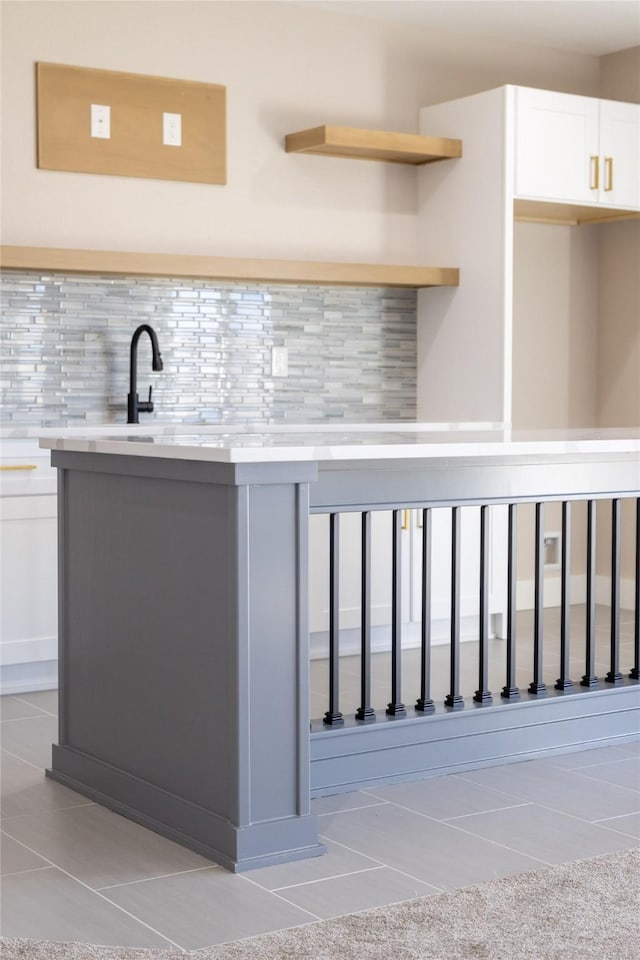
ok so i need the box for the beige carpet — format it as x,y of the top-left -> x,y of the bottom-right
3,849 -> 639,960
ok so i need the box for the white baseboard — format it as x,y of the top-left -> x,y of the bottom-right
0,659 -> 58,695
0,635 -> 57,667
595,576 -> 636,611
515,575 -> 635,611
310,616 -> 486,660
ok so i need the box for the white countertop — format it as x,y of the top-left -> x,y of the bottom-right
37,423 -> 640,464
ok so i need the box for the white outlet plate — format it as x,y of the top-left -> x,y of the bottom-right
163,112 -> 182,147
271,346 -> 288,377
90,103 -> 110,139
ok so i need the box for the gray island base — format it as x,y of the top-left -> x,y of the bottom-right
42,425 -> 640,871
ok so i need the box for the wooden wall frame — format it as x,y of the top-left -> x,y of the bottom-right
36,62 -> 226,185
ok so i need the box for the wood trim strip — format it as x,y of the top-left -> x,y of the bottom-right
0,245 -> 459,289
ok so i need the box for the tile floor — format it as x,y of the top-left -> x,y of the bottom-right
1,606 -> 639,952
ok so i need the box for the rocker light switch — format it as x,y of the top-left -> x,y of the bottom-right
90,103 -> 111,139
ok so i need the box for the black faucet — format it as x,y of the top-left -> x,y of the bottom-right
127,324 -> 163,424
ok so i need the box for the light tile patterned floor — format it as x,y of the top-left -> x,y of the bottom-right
1,608 -> 639,952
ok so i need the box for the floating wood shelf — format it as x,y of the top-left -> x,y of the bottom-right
514,198 -> 640,227
0,246 -> 459,289
285,126 -> 462,165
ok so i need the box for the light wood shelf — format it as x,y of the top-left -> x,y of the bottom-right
285,125 -> 462,165
514,198 -> 640,226
0,246 -> 459,289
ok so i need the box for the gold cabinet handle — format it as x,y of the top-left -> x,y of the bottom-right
604,157 -> 613,192
589,155 -> 599,190
401,509 -> 410,530
0,464 -> 37,471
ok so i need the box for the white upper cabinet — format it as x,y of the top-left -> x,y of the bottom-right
515,87 -> 639,209
599,99 -> 640,209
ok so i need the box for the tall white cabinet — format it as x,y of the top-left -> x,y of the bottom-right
416,84 -> 639,424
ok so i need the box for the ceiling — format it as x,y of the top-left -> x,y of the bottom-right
300,1 -> 640,56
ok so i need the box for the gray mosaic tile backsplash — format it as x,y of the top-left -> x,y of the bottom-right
0,270 -> 417,428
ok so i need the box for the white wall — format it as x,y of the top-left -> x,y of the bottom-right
0,0 -> 600,261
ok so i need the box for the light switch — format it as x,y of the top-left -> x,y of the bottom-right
271,346 -> 288,377
163,112 -> 182,147
90,103 -> 110,139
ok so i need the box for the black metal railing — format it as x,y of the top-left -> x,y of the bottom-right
314,496 -> 640,727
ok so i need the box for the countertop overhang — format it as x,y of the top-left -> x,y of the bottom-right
37,423 -> 640,465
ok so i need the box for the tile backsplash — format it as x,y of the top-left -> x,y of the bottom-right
0,270 -> 417,428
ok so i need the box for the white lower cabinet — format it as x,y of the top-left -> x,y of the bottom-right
309,507 -> 507,659
0,442 -> 58,693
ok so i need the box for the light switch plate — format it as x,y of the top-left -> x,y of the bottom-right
271,346 -> 289,377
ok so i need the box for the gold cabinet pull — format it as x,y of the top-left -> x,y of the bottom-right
589,155 -> 599,190
0,464 -> 37,471
401,509 -> 410,530
604,157 -> 613,191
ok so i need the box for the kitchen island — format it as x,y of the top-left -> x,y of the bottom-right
41,425 -> 640,871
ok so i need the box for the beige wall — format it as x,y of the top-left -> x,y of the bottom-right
1,0 -> 600,260
512,222 -> 599,430
597,47 -> 640,589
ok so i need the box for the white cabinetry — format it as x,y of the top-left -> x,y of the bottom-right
515,87 -> 639,209
0,440 -> 58,693
309,506 -> 508,658
417,84 -> 639,425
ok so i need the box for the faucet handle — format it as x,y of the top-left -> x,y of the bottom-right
138,386 -> 154,414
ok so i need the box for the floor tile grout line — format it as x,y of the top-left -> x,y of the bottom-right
1,865 -> 55,880
316,834 -> 446,893
1,747 -> 54,773
453,776 -> 640,828
315,800 -> 389,817
316,834 -> 388,868
239,872 -> 323,922
1,714 -> 57,724
270,864 -> 386,893
370,797 -> 555,867
568,768 -> 640,795
443,802 -> 533,822
12,695 -> 57,718
594,812 -> 640,824
1,801 -> 97,823
0,830 -> 188,953
96,865 -> 221,892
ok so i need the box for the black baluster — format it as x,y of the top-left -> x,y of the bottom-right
555,501 -> 573,691
528,502 -> 547,696
502,503 -> 520,701
631,499 -> 640,680
387,510 -> 406,717
445,506 -> 464,710
581,500 -> 599,688
324,513 -> 344,726
416,507 -> 435,713
356,511 -> 376,721
606,499 -> 623,685
474,505 -> 493,704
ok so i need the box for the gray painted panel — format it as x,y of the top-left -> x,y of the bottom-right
247,483 -> 300,823
311,456 -> 640,510
63,469 -> 234,817
310,685 -> 640,795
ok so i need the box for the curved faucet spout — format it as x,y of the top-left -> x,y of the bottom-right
127,324 -> 163,424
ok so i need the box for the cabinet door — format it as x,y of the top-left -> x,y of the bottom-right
599,100 -> 640,209
309,511 -> 411,638
0,495 -> 58,662
515,88 -> 600,204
